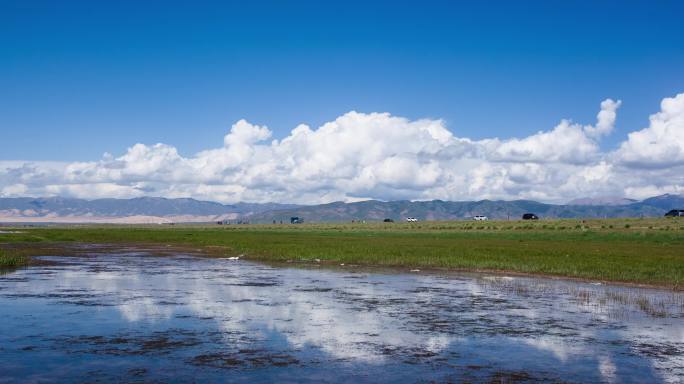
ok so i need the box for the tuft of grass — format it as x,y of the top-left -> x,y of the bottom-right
0,249 -> 30,268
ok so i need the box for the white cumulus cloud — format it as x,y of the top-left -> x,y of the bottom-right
488,98 -> 621,164
1,93 -> 683,204
615,93 -> 684,168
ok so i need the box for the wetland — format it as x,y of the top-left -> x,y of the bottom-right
1,243 -> 682,383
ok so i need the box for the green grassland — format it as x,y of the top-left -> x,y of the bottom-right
1,217 -> 683,288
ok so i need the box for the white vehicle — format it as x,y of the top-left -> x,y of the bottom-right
406,217 -> 418,222
473,215 -> 488,221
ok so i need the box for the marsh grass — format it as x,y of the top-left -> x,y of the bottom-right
0,248 -> 29,268
481,276 -> 683,318
0,217 -> 682,287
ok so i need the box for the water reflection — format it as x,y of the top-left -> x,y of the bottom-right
0,246 -> 682,383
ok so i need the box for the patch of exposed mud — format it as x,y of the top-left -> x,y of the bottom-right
190,349 -> 301,369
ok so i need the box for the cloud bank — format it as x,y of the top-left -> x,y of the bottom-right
2,93 -> 684,204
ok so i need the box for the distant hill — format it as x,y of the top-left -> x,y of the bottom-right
566,196 -> 637,206
0,197 -> 299,223
0,194 -> 682,223
246,195 -> 684,223
638,194 -> 684,210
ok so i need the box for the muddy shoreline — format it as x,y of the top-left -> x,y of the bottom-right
3,241 -> 681,292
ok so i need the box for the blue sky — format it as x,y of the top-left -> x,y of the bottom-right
2,0 -> 683,161
1,1 -> 684,204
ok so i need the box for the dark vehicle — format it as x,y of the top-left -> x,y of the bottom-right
290,217 -> 304,224
522,213 -> 539,220
664,209 -> 684,217
383,218 -> 394,223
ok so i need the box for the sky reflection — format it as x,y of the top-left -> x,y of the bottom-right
0,248 -> 682,383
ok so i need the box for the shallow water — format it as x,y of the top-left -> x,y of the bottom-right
0,246 -> 682,383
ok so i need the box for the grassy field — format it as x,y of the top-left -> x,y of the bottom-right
1,217 -> 683,288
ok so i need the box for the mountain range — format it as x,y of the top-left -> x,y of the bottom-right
246,194 -> 684,223
565,196 -> 638,206
0,194 -> 682,224
0,197 -> 299,224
